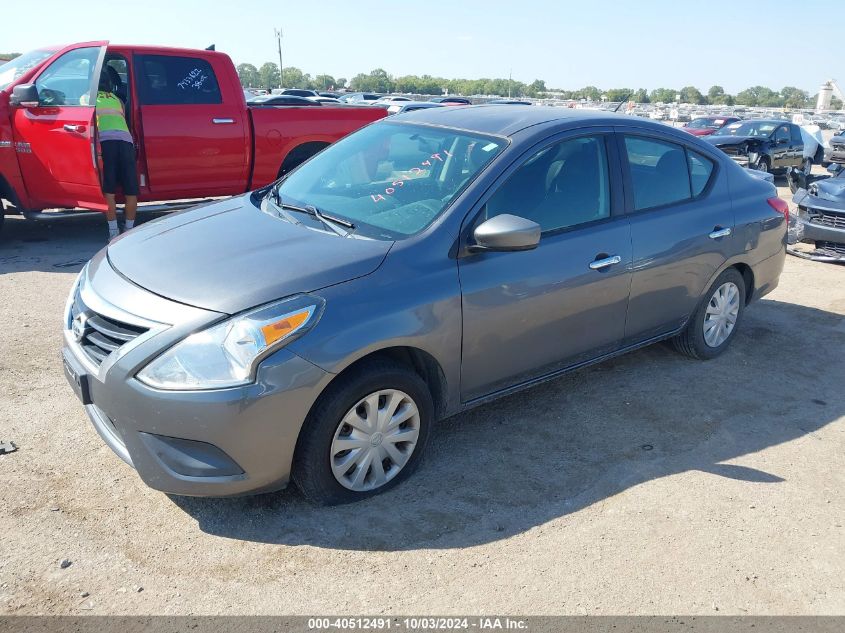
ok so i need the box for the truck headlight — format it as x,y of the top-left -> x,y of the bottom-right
137,294 -> 324,390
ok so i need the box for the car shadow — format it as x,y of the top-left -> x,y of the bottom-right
171,297 -> 845,550
0,213 -> 160,275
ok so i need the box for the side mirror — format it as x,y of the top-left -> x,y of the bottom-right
10,84 -> 39,107
471,214 -> 541,252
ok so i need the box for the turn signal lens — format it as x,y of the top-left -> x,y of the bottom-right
261,310 -> 311,346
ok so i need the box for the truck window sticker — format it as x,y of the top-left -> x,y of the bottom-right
370,150 -> 453,203
177,68 -> 208,91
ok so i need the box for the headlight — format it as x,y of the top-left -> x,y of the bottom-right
64,264 -> 88,327
137,294 -> 324,390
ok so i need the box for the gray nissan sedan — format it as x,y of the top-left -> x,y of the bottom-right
63,106 -> 787,504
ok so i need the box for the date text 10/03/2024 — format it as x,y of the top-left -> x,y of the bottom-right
307,617 -> 529,630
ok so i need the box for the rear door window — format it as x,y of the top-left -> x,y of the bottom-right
624,136 -> 691,210
687,150 -> 715,197
136,54 -> 222,105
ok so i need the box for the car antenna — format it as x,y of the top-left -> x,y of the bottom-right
205,44 -> 216,51
613,95 -> 631,113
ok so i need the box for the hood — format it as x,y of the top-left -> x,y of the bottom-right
704,134 -> 767,148
814,173 -> 845,203
107,195 -> 393,314
684,128 -> 716,136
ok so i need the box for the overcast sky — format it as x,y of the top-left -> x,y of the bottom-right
3,0 -> 839,94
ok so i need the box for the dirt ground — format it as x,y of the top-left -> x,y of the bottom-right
0,175 -> 843,615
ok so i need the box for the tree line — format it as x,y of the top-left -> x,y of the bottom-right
237,62 -> 842,109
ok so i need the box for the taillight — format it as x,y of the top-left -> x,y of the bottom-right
767,196 -> 789,224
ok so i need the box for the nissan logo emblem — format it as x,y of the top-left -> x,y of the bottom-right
72,313 -> 89,342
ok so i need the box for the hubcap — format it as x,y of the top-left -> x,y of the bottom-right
703,282 -> 740,348
757,161 -> 768,173
330,389 -> 420,492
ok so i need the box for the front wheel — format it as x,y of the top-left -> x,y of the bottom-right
672,268 -> 746,360
754,157 -> 770,173
292,359 -> 433,505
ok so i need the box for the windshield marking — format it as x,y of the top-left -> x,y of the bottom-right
371,149 -> 453,203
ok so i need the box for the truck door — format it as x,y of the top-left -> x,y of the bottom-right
134,53 -> 249,197
11,42 -> 108,210
771,125 -> 791,169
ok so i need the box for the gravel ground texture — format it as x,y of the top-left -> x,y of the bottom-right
0,172 -> 843,615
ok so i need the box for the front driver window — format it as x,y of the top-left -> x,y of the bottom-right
35,47 -> 100,107
485,136 -> 611,233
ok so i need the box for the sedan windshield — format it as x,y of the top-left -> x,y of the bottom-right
273,122 -> 506,238
0,49 -> 55,90
716,121 -> 777,137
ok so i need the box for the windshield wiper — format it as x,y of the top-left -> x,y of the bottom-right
277,200 -> 355,237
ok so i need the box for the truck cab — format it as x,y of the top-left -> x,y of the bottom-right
0,42 -> 386,228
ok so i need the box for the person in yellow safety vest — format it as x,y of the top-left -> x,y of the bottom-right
95,70 -> 138,241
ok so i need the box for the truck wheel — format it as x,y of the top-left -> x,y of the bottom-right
292,358 -> 434,505
754,157 -> 770,173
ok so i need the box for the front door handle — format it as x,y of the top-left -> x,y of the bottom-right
589,255 -> 622,270
63,124 -> 85,133
212,118 -> 235,124
709,227 -> 732,239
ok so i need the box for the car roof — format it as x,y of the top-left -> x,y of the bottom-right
394,104 -> 665,137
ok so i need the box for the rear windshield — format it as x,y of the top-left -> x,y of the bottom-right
273,122 -> 506,238
0,49 -> 55,90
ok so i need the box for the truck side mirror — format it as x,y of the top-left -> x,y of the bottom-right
10,84 -> 40,108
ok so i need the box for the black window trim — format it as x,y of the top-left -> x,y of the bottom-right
614,129 -> 720,216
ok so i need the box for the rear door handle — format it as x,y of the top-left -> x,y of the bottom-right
708,227 -> 732,239
63,124 -> 85,133
589,255 -> 622,270
212,118 -> 235,124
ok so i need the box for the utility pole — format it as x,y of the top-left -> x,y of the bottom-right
274,27 -> 283,89
508,69 -> 512,99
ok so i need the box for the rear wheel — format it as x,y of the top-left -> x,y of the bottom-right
672,268 -> 746,360
292,359 -> 433,505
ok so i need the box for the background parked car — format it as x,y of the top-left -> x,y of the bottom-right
276,88 -> 321,98
338,92 -> 382,104
247,94 -> 322,106
385,101 -> 444,114
429,96 -> 472,105
371,96 -> 412,106
683,116 -> 740,137
705,119 -> 822,174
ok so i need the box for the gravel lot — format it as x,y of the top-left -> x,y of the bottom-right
0,176 -> 843,615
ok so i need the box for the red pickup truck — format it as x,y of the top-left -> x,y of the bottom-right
0,41 -> 386,231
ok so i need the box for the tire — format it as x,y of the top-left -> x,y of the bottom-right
754,157 -> 770,173
802,157 -> 813,176
292,359 -> 434,505
672,268 -> 746,360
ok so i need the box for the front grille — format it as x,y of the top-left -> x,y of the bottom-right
814,212 -> 845,229
70,292 -> 148,367
815,241 -> 845,255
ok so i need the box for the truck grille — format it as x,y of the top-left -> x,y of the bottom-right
814,212 -> 845,229
816,241 -> 845,255
70,292 -> 148,367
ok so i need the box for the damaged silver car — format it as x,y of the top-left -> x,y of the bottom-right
789,163 -> 845,262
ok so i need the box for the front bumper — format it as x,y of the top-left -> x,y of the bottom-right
62,252 -> 331,497
788,189 -> 845,263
